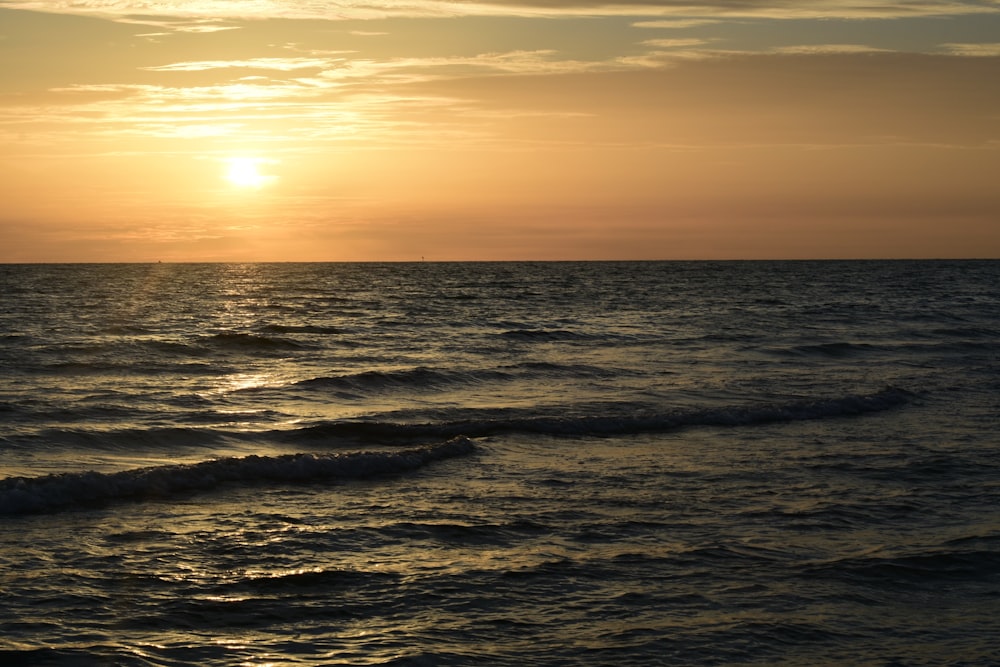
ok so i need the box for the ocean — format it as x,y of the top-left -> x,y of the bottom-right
1,260 -> 998,666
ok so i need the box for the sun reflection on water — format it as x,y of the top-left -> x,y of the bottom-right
223,373 -> 274,393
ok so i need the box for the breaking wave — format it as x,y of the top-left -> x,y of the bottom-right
0,437 -> 476,515
286,387 -> 912,443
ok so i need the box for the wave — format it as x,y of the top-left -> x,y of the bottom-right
502,361 -> 619,378
806,548 -> 1000,586
292,367 -> 496,394
223,567 -> 402,594
8,388 -> 912,453
497,328 -> 605,342
204,332 -> 307,351
12,426 -> 228,451
928,326 -> 1000,339
99,324 -> 154,335
774,336 -> 1000,359
259,324 -> 346,335
0,437 -> 476,515
280,363 -> 615,396
285,387 -> 912,443
794,342 -> 876,357
770,342 -> 877,358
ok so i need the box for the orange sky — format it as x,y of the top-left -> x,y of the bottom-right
1,1 -> 999,261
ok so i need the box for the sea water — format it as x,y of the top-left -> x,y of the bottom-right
0,261 -> 998,665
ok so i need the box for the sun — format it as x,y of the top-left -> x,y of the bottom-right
224,157 -> 273,188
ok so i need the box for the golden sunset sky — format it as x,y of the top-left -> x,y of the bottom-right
1,0 -> 999,261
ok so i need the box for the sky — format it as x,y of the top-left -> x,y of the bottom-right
1,1 -> 999,261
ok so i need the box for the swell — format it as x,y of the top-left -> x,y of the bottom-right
244,362 -> 614,396
771,338 -> 1000,359
5,426 -> 229,451
781,342 -> 877,358
53,331 -> 309,355
4,387 -> 914,452
291,367 -> 499,393
259,323 -> 345,335
804,546 -> 1000,586
286,387 -> 912,443
0,437 -> 475,515
496,328 -> 644,343
203,332 -> 308,351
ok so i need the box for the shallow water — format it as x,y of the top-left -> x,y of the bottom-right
1,261 -> 998,665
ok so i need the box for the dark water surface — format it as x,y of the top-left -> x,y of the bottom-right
1,261 -> 998,665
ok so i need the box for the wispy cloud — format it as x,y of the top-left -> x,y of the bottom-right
632,19 -> 721,29
110,14 -> 242,32
144,57 -> 336,72
640,38 -> 713,49
2,48 -> 607,151
941,42 -> 1000,56
3,0 -> 997,22
4,3 -> 999,159
772,44 -> 892,54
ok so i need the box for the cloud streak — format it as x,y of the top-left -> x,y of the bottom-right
2,0 -> 997,22
143,57 -> 336,72
941,42 -> 1000,56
